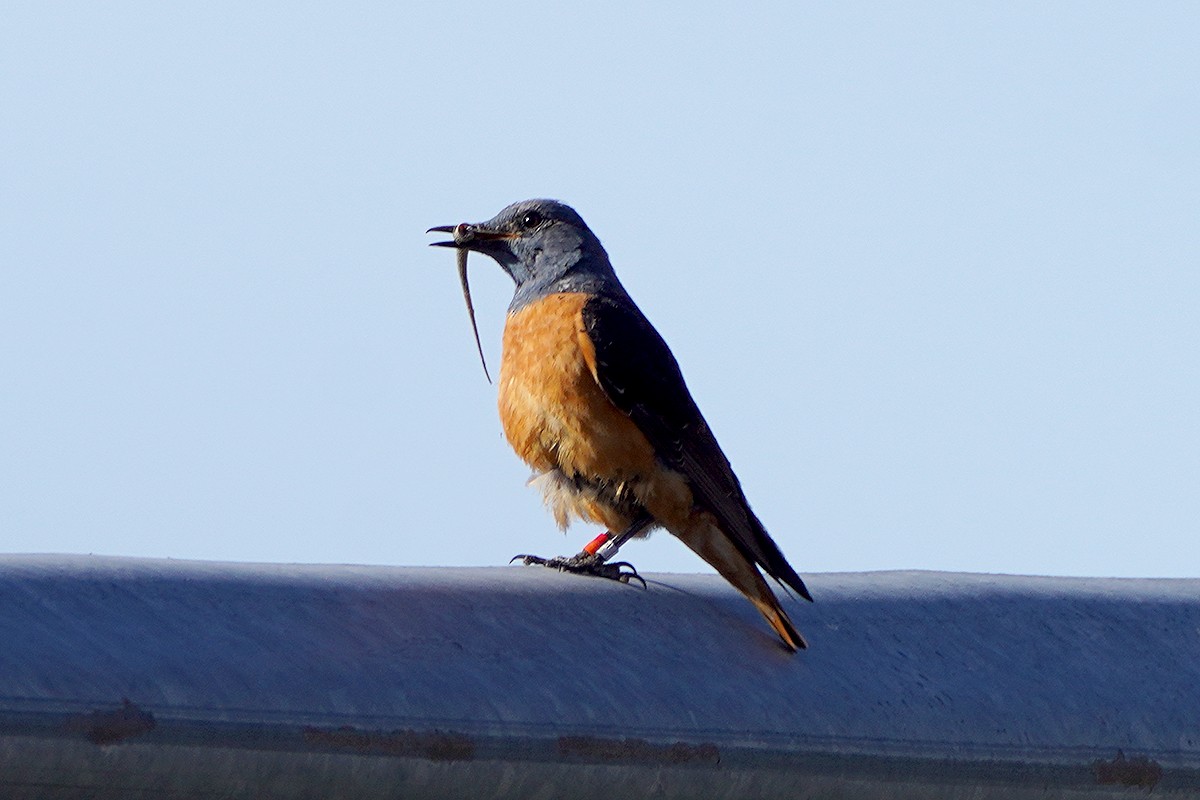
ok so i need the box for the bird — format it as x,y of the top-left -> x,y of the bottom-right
428,199 -> 812,651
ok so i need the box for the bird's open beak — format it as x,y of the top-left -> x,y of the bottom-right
426,224 -> 460,248
426,223 -> 515,249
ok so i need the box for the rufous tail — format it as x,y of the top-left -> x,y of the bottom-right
673,516 -> 808,651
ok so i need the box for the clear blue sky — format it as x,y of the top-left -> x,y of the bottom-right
2,3 -> 1196,578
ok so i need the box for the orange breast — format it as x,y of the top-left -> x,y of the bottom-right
498,292 -> 657,483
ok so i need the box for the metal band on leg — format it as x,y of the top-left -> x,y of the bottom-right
592,514 -> 654,564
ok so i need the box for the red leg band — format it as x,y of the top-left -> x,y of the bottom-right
583,532 -> 610,556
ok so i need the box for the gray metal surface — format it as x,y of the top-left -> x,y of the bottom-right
0,554 -> 1197,798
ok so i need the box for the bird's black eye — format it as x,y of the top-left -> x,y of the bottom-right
520,210 -> 543,229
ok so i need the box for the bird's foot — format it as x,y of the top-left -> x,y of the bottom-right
510,552 -> 646,588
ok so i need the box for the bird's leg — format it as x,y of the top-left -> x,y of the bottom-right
581,512 -> 654,565
512,514 -> 654,587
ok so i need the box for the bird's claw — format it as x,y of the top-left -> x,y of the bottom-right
603,561 -> 647,589
511,552 -> 646,588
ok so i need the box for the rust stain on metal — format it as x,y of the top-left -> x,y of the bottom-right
64,698 -> 156,745
558,735 -> 719,765
304,725 -> 475,762
1092,749 -> 1163,788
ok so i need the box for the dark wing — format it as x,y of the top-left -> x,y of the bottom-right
581,294 -> 812,601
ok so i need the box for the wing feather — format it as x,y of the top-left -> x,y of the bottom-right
580,294 -> 812,601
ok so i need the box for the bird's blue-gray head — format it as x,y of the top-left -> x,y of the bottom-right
429,199 -> 626,311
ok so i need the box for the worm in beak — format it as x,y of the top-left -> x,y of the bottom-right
429,223 -> 491,383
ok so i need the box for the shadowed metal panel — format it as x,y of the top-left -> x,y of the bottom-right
0,554 -> 1197,798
